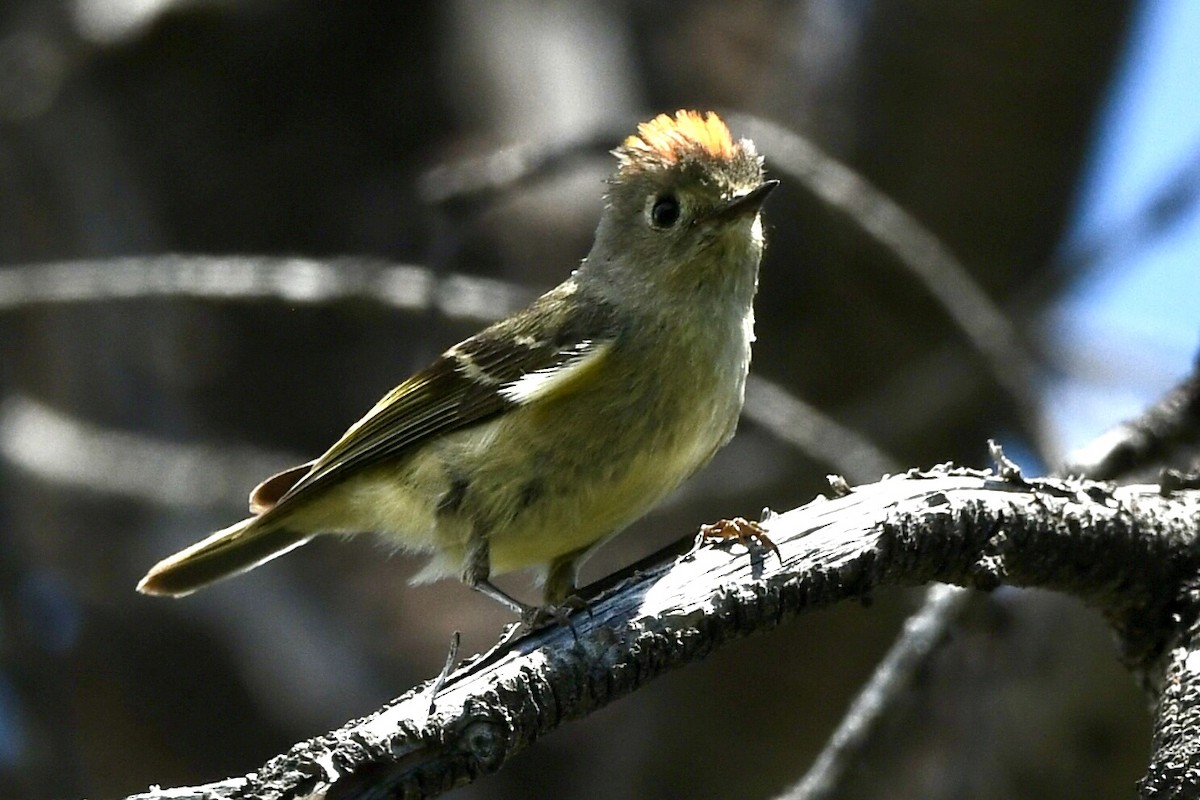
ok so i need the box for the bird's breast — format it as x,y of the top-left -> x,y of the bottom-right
475,303 -> 753,568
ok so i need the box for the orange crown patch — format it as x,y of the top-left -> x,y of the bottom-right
615,110 -> 738,173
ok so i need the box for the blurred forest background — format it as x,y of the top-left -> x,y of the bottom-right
1,1 -> 1198,798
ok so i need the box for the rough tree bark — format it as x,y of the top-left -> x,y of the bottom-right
123,465 -> 1200,799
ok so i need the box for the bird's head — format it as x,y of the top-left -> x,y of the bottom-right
589,110 -> 776,299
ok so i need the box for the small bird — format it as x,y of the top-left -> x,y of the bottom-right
138,110 -> 777,621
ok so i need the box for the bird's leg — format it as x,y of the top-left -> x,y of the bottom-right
543,548 -> 584,606
545,549 -> 593,613
462,534 -> 585,636
534,550 -> 591,642
461,534 -> 533,618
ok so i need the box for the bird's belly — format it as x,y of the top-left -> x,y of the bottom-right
485,443 -> 698,572
478,388 -> 741,573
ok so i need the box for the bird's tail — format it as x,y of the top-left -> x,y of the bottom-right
137,516 -> 312,597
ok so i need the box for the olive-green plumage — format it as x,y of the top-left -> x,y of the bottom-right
138,110 -> 776,617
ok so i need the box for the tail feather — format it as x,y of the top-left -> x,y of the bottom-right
137,517 -> 312,597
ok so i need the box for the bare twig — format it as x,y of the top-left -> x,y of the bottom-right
121,468 -> 1200,800
426,632 -> 462,717
780,584 -> 971,800
0,393 -> 302,508
420,130 -> 618,208
1065,354 -> 1200,480
743,374 -> 898,481
0,256 -> 532,320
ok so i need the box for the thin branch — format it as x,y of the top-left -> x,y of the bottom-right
420,129 -> 618,208
1065,353 -> 1200,480
743,374 -> 898,481
122,468 -> 1200,800
0,393 -> 302,508
779,584 -> 971,800
0,256 -> 532,320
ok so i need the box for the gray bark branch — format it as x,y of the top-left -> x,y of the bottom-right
123,467 -> 1200,800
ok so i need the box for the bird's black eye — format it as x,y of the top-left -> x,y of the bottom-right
649,194 -> 681,229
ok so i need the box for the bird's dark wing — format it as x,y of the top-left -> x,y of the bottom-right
258,284 -> 620,513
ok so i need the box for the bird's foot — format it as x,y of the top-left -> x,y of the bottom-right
520,595 -> 590,641
697,515 -> 781,561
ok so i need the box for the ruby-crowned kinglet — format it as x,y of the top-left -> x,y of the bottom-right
137,110 -> 776,619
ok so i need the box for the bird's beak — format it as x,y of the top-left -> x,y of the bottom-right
710,179 -> 779,223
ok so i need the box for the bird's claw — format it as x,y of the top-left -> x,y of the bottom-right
519,595 -> 590,642
698,516 -> 781,561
